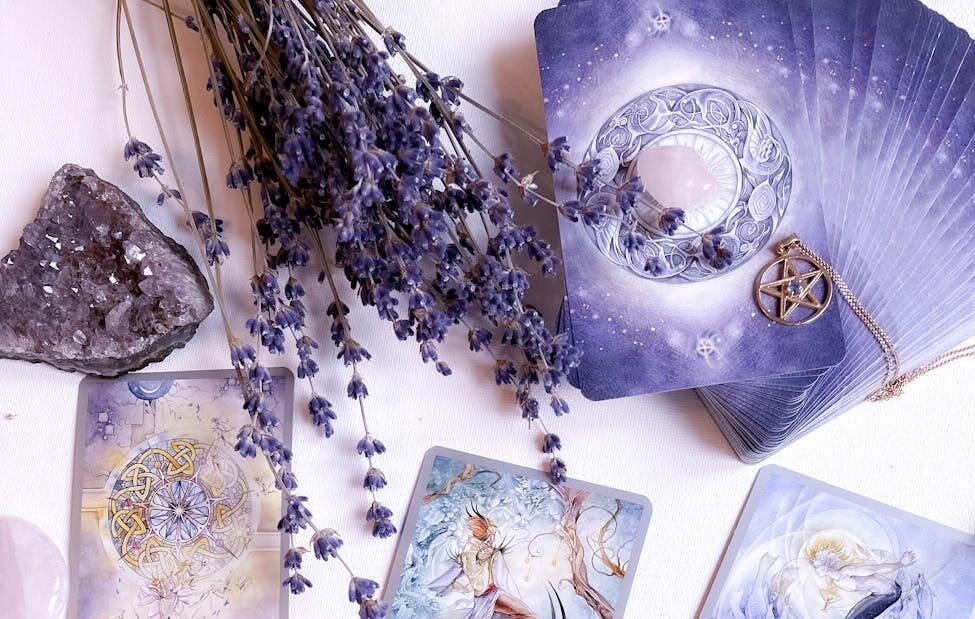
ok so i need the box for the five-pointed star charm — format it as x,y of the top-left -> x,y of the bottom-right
756,256 -> 831,324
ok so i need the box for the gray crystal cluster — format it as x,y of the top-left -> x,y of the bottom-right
0,164 -> 213,376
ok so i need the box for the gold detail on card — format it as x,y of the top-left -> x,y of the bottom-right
754,235 -> 833,326
753,235 -> 975,400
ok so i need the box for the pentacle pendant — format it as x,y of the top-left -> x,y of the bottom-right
754,245 -> 833,326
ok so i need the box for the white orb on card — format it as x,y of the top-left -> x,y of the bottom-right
636,131 -> 740,233
638,144 -> 717,209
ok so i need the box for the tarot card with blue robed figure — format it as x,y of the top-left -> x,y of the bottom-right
70,369 -> 292,619
534,0 -> 846,400
700,466 -> 975,618
385,448 -> 652,618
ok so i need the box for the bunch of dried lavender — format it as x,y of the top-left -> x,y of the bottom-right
116,0 -> 724,612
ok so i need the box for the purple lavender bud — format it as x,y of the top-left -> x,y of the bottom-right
371,518 -> 397,539
283,573 -> 312,594
381,27 -> 406,55
245,316 -> 268,337
262,326 -> 286,354
543,137 -> 570,172
243,392 -> 266,414
520,397 -> 540,422
441,76 -> 464,105
542,433 -> 562,453
363,467 -> 387,491
492,152 -> 520,184
347,374 -> 369,399
277,496 -> 312,533
296,358 -> 318,380
550,395 -> 570,416
356,435 -> 386,458
312,528 -> 343,560
658,208 -> 686,236
622,230 -> 647,252
278,470 -> 298,490
358,599 -> 390,619
467,328 -> 493,352
338,340 -> 372,365
283,548 -> 303,571
349,577 -> 380,604
248,363 -> 272,385
494,360 -> 517,385
122,138 -> 151,161
133,151 -> 164,178
226,160 -> 254,189
419,341 -> 438,363
366,501 -> 393,522
550,457 -> 568,484
557,200 -> 582,222
644,256 -> 665,276
257,409 -> 280,430
285,277 -> 305,301
702,227 -> 734,269
308,395 -> 336,436
230,343 -> 257,368
618,176 -> 645,213
575,159 -> 601,192
234,428 -> 257,458
275,304 -> 303,328
393,320 -> 413,340
580,200 -> 607,227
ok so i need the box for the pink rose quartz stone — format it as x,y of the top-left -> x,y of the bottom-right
637,144 -> 719,212
0,516 -> 68,619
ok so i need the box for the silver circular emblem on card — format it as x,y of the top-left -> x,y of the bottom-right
580,84 -> 792,283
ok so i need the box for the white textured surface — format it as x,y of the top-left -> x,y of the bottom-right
0,2 -> 973,617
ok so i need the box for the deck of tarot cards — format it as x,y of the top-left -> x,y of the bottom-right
537,0 -> 975,461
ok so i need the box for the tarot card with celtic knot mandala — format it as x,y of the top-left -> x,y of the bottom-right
70,370 -> 292,619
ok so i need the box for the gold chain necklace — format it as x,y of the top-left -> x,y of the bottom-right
755,234 -> 975,401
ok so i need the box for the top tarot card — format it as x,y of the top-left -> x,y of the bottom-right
535,0 -> 846,399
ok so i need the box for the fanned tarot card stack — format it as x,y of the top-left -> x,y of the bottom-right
535,0 -> 975,461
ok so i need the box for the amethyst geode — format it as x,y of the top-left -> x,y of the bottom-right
0,164 -> 213,376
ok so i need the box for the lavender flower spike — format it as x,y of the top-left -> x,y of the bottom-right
117,0 -> 602,603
